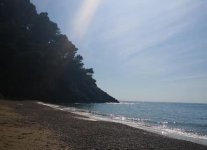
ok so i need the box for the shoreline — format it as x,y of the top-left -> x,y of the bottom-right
38,101 -> 207,146
1,99 -> 207,149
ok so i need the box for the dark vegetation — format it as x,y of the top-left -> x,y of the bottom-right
0,0 -> 118,103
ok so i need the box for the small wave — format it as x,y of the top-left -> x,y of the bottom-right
161,121 -> 169,124
154,126 -> 207,145
37,102 -> 60,109
37,101 -> 207,146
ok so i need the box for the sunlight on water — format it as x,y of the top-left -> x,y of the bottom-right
38,101 -> 207,146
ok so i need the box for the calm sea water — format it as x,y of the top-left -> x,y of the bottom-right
39,101 -> 207,145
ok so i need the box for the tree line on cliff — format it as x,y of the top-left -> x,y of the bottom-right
0,0 -> 118,103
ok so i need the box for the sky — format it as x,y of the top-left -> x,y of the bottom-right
31,0 -> 207,103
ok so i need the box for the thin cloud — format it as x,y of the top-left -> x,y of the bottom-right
99,1 -> 200,59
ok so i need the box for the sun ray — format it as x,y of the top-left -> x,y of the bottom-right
72,0 -> 102,40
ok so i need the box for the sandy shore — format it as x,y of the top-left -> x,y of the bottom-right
0,100 -> 207,150
0,100 -> 71,150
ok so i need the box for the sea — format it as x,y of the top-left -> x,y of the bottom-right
38,101 -> 207,146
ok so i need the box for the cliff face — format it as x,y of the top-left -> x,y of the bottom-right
0,0 -> 118,103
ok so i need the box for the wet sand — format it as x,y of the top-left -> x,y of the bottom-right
0,99 -> 207,150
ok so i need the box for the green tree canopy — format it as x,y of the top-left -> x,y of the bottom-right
0,0 -> 118,103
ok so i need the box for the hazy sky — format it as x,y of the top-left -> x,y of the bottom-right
31,0 -> 207,103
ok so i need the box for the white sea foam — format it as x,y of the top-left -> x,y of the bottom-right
37,101 -> 207,146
